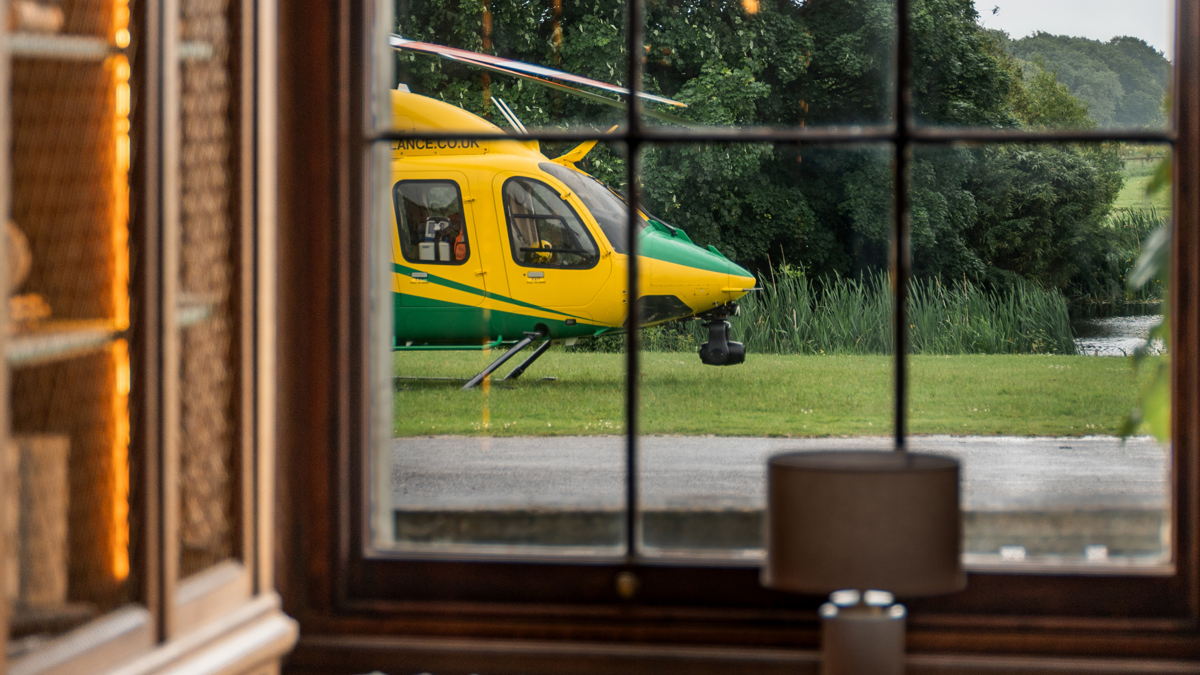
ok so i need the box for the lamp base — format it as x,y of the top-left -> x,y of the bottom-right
820,592 -> 906,675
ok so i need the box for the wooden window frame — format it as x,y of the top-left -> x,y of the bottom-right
277,0 -> 1200,672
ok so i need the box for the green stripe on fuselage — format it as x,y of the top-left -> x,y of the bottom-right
393,294 -> 600,345
393,263 -> 586,320
637,228 -> 752,277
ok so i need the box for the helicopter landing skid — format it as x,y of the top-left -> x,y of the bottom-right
502,338 -> 553,381
462,330 -> 550,390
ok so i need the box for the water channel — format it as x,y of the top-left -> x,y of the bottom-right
1072,310 -> 1166,356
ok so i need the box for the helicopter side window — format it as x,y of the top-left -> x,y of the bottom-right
392,180 -> 470,265
502,177 -> 600,269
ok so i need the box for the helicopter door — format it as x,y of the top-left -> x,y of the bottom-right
496,175 -> 612,316
391,175 -> 487,315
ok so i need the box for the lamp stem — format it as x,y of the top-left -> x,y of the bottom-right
819,594 -> 906,675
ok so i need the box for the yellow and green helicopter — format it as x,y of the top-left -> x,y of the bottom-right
389,36 -> 757,388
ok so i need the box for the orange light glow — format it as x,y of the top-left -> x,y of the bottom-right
111,0 -> 132,582
742,0 -> 760,13
111,340 -> 131,581
112,54 -> 130,331
113,0 -> 130,48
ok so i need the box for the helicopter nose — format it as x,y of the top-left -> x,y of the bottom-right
722,266 -> 756,301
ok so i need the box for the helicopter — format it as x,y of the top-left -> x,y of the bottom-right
388,36 -> 757,389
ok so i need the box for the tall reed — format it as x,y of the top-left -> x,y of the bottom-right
628,271 -> 1076,356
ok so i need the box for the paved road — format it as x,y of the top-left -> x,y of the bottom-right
392,435 -> 1169,512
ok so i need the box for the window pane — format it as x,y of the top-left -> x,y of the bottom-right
913,0 -> 1173,130
5,1 -> 136,654
177,0 -> 239,579
635,142 -> 895,558
374,140 -> 632,557
389,0 -> 899,134
908,142 -> 1171,568
641,0 -> 896,129
390,0 -> 630,132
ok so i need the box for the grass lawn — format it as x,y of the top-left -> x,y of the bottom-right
393,350 -> 1160,437
1113,174 -> 1170,211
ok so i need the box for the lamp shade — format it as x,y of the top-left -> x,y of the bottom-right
762,450 -> 965,597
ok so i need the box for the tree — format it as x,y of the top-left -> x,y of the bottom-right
965,145 -> 1122,293
1007,60 -> 1095,130
1006,33 -> 1169,128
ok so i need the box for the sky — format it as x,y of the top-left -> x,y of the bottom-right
972,0 -> 1175,60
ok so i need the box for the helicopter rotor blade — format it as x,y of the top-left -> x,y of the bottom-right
437,51 -> 697,127
390,34 -> 687,109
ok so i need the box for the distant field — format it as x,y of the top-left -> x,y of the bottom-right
392,351 -> 1160,437
1115,153 -> 1170,213
1114,173 -> 1171,212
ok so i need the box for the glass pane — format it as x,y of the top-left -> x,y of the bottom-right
641,0 -> 896,129
376,141 -> 631,556
914,0 -> 1173,130
391,0 -> 630,132
5,0 -> 135,656
909,142 -> 1171,568
636,143 -> 895,558
177,0 -> 238,578
389,0 -> 897,134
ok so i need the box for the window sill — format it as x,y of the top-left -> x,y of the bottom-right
285,633 -> 1200,675
109,593 -> 296,675
8,605 -> 153,675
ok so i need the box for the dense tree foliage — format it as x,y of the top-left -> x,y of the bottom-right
396,0 -> 1125,300
1005,33 -> 1170,128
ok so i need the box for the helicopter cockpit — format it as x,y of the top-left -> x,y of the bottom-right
538,162 -> 647,255
503,177 -> 600,268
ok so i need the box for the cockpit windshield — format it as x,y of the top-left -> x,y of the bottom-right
540,162 -> 647,254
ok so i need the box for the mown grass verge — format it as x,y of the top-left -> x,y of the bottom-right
393,351 -> 1160,437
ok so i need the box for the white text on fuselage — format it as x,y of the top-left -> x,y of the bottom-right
392,140 -> 482,150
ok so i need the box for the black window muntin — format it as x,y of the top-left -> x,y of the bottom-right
502,175 -> 601,270
392,179 -> 471,266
